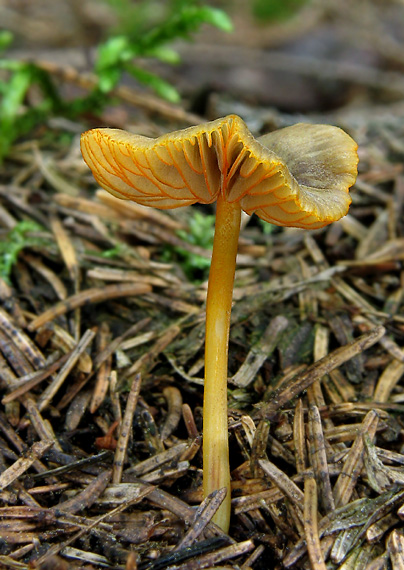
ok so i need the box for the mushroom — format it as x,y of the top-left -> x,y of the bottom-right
81,114 -> 358,532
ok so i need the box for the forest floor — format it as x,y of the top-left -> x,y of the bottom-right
1,1 -> 404,569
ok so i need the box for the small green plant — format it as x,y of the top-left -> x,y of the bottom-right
163,210 -> 216,281
96,0 -> 232,102
178,211 -> 216,250
0,31 -> 64,161
0,221 -> 50,284
258,218 -> 274,235
0,1 -> 232,161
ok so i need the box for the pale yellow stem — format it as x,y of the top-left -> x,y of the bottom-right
203,193 -> 241,532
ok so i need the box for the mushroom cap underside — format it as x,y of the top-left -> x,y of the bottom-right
80,114 -> 358,230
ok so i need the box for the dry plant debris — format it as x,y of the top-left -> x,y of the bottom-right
0,101 -> 404,570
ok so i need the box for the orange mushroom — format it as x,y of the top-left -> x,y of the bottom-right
81,114 -> 358,532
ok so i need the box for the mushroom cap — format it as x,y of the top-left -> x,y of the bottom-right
81,115 -> 358,229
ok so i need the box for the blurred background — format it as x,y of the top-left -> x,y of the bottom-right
1,0 -> 404,125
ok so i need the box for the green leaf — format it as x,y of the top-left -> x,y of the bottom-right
96,35 -> 139,92
96,36 -> 134,72
197,7 -> 233,32
146,45 -> 181,64
0,66 -> 32,123
97,67 -> 121,93
128,65 -> 180,103
0,30 -> 13,52
0,65 -> 33,158
0,221 -> 49,284
259,218 -> 275,235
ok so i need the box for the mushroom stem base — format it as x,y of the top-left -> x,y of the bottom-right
203,195 -> 241,532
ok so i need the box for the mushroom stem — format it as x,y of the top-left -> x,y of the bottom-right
203,193 -> 241,532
